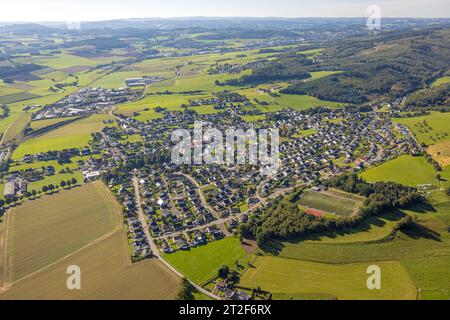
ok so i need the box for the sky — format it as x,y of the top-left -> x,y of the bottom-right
0,0 -> 449,22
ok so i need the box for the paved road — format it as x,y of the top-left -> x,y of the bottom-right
155,178 -> 293,242
132,175 -> 161,256
175,172 -> 222,220
132,174 -> 221,300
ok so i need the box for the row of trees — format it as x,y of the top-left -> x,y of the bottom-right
41,178 -> 78,193
0,178 -> 79,208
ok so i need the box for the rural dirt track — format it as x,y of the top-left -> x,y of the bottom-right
0,211 -> 9,291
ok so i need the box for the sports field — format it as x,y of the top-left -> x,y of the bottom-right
298,189 -> 360,216
360,155 -> 437,187
164,237 -> 251,285
240,256 -> 416,300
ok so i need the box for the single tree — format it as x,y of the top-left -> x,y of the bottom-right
218,265 -> 230,279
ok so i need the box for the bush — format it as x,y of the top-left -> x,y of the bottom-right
176,278 -> 195,300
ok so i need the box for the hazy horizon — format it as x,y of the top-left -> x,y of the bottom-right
1,0 -> 449,22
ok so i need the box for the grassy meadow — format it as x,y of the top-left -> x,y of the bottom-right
12,114 -> 115,160
360,155 -> 438,187
240,256 -> 416,300
164,237 -> 251,285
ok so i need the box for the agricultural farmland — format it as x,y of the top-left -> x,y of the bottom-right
2,183 -> 120,282
0,231 -> 180,300
0,182 -> 180,299
12,114 -> 115,160
432,76 -> 450,87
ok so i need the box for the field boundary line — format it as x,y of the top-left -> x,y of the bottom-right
0,209 -> 11,290
1,226 -> 122,291
399,260 -> 419,301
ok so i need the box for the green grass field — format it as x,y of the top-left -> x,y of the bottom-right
360,155 -> 438,187
0,92 -> 40,104
432,76 -> 450,87
27,171 -> 83,193
164,237 -> 251,284
241,115 -> 266,122
403,256 -> 450,300
116,94 -> 195,116
1,112 -> 31,145
305,211 -> 401,244
12,114 -> 114,160
309,71 -> 342,79
192,105 -> 222,115
240,256 -> 416,300
298,189 -> 359,216
256,93 -> 341,113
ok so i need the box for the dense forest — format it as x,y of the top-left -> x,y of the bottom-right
220,54 -> 313,85
0,63 -> 43,80
277,29 -> 450,104
405,83 -> 450,107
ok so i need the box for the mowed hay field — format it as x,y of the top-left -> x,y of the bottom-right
240,256 -> 416,300
360,155 -> 437,187
3,182 -> 120,282
0,231 -> 179,300
428,141 -> 450,167
0,182 -> 180,299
